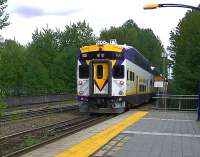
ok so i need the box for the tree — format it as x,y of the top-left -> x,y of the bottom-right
59,20 -> 95,49
169,10 -> 200,94
26,27 -> 59,94
0,40 -> 26,96
25,21 -> 96,94
100,20 -> 164,69
58,21 -> 96,93
0,0 -> 9,30
0,0 -> 9,114
23,56 -> 53,95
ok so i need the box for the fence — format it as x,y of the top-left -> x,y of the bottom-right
0,88 -> 76,97
4,94 -> 76,107
152,95 -> 198,111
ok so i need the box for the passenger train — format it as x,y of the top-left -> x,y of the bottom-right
77,40 -> 159,113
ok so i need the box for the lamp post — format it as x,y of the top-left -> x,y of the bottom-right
143,3 -> 200,10
161,51 -> 167,80
161,51 -> 167,109
143,3 -> 200,118
198,82 -> 200,121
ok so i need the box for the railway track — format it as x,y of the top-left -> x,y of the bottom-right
0,105 -> 79,122
0,115 -> 112,157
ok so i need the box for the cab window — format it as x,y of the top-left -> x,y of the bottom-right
113,65 -> 124,79
97,65 -> 103,79
79,65 -> 89,78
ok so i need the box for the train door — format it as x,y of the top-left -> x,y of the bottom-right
90,60 -> 111,95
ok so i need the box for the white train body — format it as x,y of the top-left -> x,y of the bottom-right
77,42 -> 156,113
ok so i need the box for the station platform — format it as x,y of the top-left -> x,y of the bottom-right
92,111 -> 200,157
21,110 -> 200,157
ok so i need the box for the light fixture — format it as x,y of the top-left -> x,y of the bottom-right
79,81 -> 83,85
120,81 -> 124,85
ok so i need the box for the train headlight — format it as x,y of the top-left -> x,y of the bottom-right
119,91 -> 124,95
79,91 -> 84,95
79,81 -> 83,85
119,81 -> 124,85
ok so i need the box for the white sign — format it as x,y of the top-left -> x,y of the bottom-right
96,41 -> 107,45
154,81 -> 164,88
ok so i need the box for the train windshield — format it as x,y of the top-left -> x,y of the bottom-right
80,51 -> 123,60
79,65 -> 89,78
113,65 -> 124,78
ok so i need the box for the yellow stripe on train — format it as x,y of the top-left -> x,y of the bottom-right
80,44 -> 123,53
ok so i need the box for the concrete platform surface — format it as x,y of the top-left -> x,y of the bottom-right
91,111 -> 200,157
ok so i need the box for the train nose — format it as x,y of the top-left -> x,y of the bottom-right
91,60 -> 111,95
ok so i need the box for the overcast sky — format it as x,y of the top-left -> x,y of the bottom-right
1,0 -> 200,49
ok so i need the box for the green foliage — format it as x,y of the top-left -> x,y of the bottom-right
57,21 -> 95,93
0,21 -> 95,96
0,40 -> 27,95
25,22 -> 95,94
0,0 -> 9,114
100,19 -> 164,69
169,10 -> 200,94
59,21 -> 96,49
21,136 -> 40,147
26,28 -> 59,93
0,0 -> 9,30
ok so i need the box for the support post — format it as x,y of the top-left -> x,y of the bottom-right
197,82 -> 200,121
162,51 -> 167,110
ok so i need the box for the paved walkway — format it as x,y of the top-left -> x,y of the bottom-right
92,111 -> 200,157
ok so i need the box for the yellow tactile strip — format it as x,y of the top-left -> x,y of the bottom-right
55,111 -> 147,157
92,134 -> 129,157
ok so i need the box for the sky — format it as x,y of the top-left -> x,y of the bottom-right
1,0 -> 200,49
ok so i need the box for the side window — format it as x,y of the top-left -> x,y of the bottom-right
139,85 -> 146,92
127,70 -> 129,80
150,79 -> 153,87
132,72 -> 135,81
97,65 -> 103,79
139,85 -> 142,92
147,81 -> 148,90
130,71 -> 132,81
113,65 -> 124,79
79,65 -> 89,78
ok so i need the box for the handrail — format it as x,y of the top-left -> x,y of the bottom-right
155,94 -> 198,97
152,94 -> 198,111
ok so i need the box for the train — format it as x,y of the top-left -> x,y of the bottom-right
77,40 -> 160,113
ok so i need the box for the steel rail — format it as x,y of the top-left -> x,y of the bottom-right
1,115 -> 112,157
0,105 -> 79,122
0,116 -> 86,140
5,98 -> 77,112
